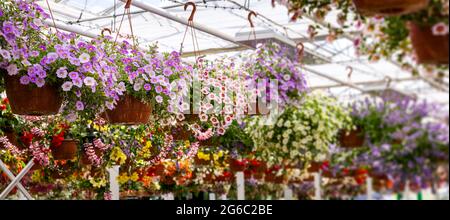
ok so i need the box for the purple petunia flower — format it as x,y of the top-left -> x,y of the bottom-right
163,68 -> 173,76
20,76 -> 30,85
35,78 -> 45,88
6,64 -> 18,76
144,83 -> 152,91
69,72 -> 79,80
2,21 -> 15,35
56,67 -> 68,78
73,78 -> 83,88
62,81 -> 73,91
75,101 -> 85,111
155,86 -> 163,93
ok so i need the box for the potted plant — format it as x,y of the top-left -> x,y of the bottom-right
99,37 -> 191,124
340,97 -> 449,188
185,58 -> 249,141
353,0 -> 429,16
0,0 -> 63,115
0,98 -> 24,148
245,92 -> 353,168
357,0 -> 449,65
240,42 -> 308,112
48,122 -> 79,161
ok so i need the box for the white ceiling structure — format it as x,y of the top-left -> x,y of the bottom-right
37,0 -> 449,108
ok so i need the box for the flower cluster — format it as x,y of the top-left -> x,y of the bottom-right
240,42 -> 308,109
184,58 -> 254,140
246,92 -> 353,168
99,38 -> 192,117
334,96 -> 449,188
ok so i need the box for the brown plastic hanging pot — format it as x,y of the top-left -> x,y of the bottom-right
353,0 -> 429,16
51,140 -> 78,160
339,128 -> 365,148
105,94 -> 152,125
2,73 -> 62,116
408,22 -> 449,64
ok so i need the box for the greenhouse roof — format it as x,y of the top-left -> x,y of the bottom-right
36,0 -> 449,107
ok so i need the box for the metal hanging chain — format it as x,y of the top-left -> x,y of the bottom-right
45,0 -> 59,33
248,11 -> 257,44
114,0 -> 137,49
180,2 -> 201,61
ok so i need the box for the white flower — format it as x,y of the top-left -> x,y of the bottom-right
432,22 -> 449,36
284,121 -> 291,128
79,53 -> 90,64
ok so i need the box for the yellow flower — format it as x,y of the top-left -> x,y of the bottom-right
197,152 -> 210,161
90,177 -> 107,188
130,172 -> 139,182
110,147 -> 127,165
118,173 -> 129,185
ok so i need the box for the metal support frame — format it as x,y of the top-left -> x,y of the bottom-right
122,0 -> 249,49
236,171 -> 245,200
0,159 -> 35,200
314,171 -> 322,200
42,1 -> 447,96
366,177 -> 374,200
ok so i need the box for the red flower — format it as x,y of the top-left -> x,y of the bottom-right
51,132 -> 65,147
320,161 -> 330,171
3,98 -> 9,104
342,168 -> 350,176
21,132 -> 34,146
0,105 -> 6,111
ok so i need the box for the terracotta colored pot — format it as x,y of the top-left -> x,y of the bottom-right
3,73 -> 62,116
253,172 -> 264,180
339,128 -> 365,148
170,126 -> 192,141
353,0 -> 429,16
265,173 -> 284,184
229,159 -> 247,172
105,94 -> 152,125
51,140 -> 78,160
408,22 -> 449,64
194,156 -> 211,166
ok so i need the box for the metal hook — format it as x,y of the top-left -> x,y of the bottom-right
101,28 -> 112,36
248,11 -> 257,28
385,76 -> 392,88
124,0 -> 132,9
296,42 -> 304,61
346,66 -> 353,80
184,2 -> 197,22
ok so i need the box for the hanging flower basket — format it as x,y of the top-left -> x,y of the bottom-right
105,94 -> 152,125
229,159 -> 247,172
408,22 -> 449,64
252,172 -> 264,180
2,74 -> 62,116
50,140 -> 78,161
339,128 -> 365,148
264,173 -> 284,184
353,0 -> 429,16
